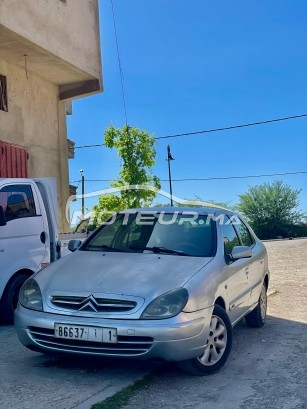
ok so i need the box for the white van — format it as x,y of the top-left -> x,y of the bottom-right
0,178 -> 59,323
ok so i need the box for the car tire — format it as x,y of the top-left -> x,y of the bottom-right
177,305 -> 233,376
245,282 -> 267,328
0,273 -> 29,324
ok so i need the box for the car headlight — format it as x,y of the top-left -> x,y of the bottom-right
19,278 -> 43,311
141,288 -> 188,319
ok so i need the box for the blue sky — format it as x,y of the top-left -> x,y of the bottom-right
67,0 -> 307,220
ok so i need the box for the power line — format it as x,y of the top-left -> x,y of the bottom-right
75,143 -> 105,149
167,171 -> 307,181
70,170 -> 307,184
74,113 -> 307,149
110,0 -> 128,126
156,113 -> 307,140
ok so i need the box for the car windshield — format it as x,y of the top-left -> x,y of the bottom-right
82,211 -> 216,257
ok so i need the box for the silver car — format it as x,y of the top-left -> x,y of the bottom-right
15,207 -> 269,375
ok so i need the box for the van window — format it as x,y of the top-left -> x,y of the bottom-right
0,184 -> 36,221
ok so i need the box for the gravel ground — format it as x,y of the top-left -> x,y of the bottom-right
119,238 -> 307,409
1,239 -> 306,409
265,238 -> 307,322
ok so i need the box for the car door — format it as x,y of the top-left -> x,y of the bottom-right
220,218 -> 251,323
234,217 -> 265,308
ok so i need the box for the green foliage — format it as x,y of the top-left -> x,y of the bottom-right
203,198 -> 237,210
152,202 -> 172,207
93,125 -> 160,225
285,221 -> 307,238
152,196 -> 236,209
180,196 -> 236,209
237,180 -> 303,239
90,364 -> 171,409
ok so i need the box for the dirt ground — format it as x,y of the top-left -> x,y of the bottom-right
119,238 -> 307,409
265,238 -> 307,322
0,239 -> 306,409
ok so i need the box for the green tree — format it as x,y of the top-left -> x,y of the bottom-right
238,180 -> 303,239
153,196 -> 236,209
93,125 -> 160,225
202,198 -> 237,210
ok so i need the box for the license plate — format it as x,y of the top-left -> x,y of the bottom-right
54,324 -> 117,343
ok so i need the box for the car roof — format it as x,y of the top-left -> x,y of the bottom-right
120,206 -> 234,215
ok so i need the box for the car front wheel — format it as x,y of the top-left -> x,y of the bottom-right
177,304 -> 233,375
0,273 -> 29,324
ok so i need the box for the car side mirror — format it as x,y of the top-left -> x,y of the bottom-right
0,205 -> 7,226
68,239 -> 82,252
231,246 -> 252,260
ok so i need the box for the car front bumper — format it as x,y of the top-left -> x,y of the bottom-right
15,305 -> 211,362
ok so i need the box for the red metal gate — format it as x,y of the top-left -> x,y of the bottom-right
0,141 -> 29,178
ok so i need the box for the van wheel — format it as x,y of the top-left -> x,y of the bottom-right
0,273 -> 29,324
177,305 -> 233,375
245,282 -> 267,328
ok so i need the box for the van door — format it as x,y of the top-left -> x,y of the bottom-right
0,182 -> 49,295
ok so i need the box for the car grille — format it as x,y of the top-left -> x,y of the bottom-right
28,327 -> 154,356
50,295 -> 137,313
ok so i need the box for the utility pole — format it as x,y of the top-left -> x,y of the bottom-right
80,169 -> 85,219
167,145 -> 174,206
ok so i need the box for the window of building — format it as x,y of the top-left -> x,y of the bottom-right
0,75 -> 8,112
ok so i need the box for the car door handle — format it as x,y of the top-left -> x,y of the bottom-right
245,267 -> 249,275
40,231 -> 46,244
260,258 -> 264,264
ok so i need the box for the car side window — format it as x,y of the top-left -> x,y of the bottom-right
221,218 -> 240,258
85,216 -> 124,249
235,218 -> 255,247
0,184 -> 36,222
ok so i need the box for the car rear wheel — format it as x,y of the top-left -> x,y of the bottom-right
245,282 -> 267,328
177,305 -> 233,375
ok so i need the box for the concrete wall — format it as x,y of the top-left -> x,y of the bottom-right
0,0 -> 101,81
0,0 -> 103,231
0,59 -> 69,231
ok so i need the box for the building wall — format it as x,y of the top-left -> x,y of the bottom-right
0,0 -> 103,232
0,59 -> 69,232
0,0 -> 102,82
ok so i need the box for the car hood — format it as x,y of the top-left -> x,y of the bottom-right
36,250 -> 212,300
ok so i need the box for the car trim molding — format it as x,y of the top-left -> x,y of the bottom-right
229,288 -> 251,311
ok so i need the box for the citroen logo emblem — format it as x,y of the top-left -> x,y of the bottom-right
79,295 -> 99,312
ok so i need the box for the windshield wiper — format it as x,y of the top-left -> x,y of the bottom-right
130,245 -> 189,256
